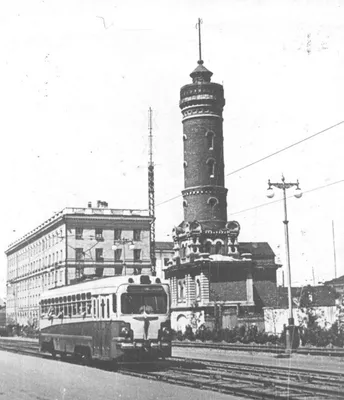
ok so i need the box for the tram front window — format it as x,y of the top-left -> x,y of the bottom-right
121,292 -> 167,315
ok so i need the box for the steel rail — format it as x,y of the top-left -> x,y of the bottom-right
0,339 -> 343,399
173,340 -> 344,357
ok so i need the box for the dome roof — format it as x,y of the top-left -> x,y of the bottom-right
190,60 -> 213,83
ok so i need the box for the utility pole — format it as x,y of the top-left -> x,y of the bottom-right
267,175 -> 302,353
332,220 -> 337,279
148,107 -> 156,276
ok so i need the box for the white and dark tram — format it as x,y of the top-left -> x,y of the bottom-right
39,275 -> 172,362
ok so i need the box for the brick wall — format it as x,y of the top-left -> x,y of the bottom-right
183,117 -> 225,188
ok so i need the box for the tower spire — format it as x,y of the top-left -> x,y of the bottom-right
197,18 -> 203,65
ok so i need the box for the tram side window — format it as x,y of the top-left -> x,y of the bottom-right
42,293 -> 93,319
112,294 -> 117,313
92,298 -> 97,318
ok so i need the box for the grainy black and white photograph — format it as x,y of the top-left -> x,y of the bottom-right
0,0 -> 343,399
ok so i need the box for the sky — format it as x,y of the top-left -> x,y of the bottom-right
1,0 -> 343,298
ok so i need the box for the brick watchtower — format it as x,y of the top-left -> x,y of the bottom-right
165,20 -> 280,333
180,53 -> 227,229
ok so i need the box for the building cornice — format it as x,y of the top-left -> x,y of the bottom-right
6,207 -> 151,255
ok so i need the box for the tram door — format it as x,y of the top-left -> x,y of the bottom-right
94,295 -> 112,358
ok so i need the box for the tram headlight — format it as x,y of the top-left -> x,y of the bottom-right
120,326 -> 130,337
159,322 -> 172,341
161,327 -> 171,338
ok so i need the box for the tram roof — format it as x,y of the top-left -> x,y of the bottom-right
40,275 -> 164,299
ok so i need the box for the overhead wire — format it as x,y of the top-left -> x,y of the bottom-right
156,120 -> 344,208
227,178 -> 344,217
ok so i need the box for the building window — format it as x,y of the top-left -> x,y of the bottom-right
178,280 -> 185,303
114,229 -> 122,241
207,197 -> 219,207
95,248 -> 104,262
95,228 -> 103,241
215,241 -> 223,255
133,249 -> 141,261
206,131 -> 215,149
114,248 -> 122,262
75,227 -> 83,240
75,248 -> 84,262
196,279 -> 201,300
164,258 -> 170,267
204,241 -> 212,254
206,158 -> 216,178
133,229 -> 141,241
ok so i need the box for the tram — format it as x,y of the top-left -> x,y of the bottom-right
39,275 -> 171,362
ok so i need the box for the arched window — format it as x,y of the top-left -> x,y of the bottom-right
207,197 -> 219,208
205,131 -> 215,149
206,158 -> 216,178
183,160 -> 188,168
196,279 -> 201,300
183,199 -> 188,208
178,280 -> 186,302
215,241 -> 223,255
204,241 -> 212,254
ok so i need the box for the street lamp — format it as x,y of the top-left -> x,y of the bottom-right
112,239 -> 136,276
266,175 -> 302,352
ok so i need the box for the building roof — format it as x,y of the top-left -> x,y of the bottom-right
325,275 -> 344,285
155,241 -> 174,251
271,285 -> 338,308
6,206 -> 151,254
239,242 -> 276,259
190,61 -> 213,83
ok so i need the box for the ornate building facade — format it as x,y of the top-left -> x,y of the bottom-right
165,35 -> 279,332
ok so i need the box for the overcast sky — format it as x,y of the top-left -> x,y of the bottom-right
1,0 -> 343,298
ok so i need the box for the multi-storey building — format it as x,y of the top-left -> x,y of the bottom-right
155,241 -> 174,279
5,202 -> 152,326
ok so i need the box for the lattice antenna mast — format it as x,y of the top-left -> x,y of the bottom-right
148,107 -> 156,275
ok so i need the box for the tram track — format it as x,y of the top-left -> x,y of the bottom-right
173,340 -> 344,357
1,338 -> 343,399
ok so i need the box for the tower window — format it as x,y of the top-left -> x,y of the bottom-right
183,161 -> 188,168
178,280 -> 186,303
207,197 -> 219,207
205,131 -> 215,149
215,241 -> 223,255
204,241 -> 212,254
206,158 -> 216,178
196,279 -> 201,300
183,200 -> 188,208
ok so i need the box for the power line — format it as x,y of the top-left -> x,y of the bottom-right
227,178 -> 344,217
156,120 -> 344,208
226,120 -> 344,177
